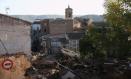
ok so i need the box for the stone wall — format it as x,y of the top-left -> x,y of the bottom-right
0,14 -> 31,55
49,19 -> 73,35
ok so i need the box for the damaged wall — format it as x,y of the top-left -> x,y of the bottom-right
0,14 -> 31,55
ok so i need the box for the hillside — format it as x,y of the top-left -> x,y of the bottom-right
11,15 -> 104,22
80,15 -> 104,22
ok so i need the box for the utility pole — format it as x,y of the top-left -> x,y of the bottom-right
5,7 -> 10,15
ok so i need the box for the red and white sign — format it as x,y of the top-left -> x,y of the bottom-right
2,59 -> 13,70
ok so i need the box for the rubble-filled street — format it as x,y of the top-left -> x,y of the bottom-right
23,51 -> 131,79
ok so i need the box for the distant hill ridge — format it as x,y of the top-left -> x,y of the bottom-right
11,15 -> 104,22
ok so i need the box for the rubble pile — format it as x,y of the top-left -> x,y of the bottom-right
24,52 -> 131,79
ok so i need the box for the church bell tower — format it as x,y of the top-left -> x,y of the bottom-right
65,5 -> 73,19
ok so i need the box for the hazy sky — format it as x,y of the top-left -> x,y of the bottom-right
0,0 -> 105,15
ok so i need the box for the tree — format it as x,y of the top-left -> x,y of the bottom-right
104,0 -> 131,59
80,0 -> 131,59
105,0 -> 131,29
79,28 -> 107,61
79,0 -> 131,60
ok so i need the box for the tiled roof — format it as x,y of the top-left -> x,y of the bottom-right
67,33 -> 85,40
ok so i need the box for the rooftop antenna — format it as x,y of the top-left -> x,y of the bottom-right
5,7 -> 10,15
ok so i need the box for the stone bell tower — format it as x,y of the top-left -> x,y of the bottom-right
65,5 -> 73,19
